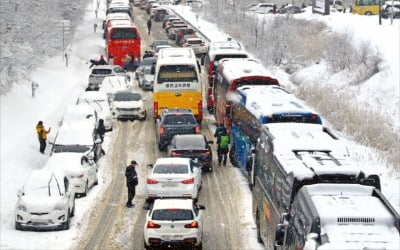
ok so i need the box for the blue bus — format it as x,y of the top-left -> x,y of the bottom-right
227,85 -> 323,187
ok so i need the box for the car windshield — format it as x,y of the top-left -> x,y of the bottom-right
52,144 -> 91,153
92,69 -> 113,75
142,58 -> 156,66
114,92 -> 141,101
24,177 -> 63,197
153,164 -> 189,174
152,209 -> 193,220
175,136 -> 205,149
163,114 -> 197,125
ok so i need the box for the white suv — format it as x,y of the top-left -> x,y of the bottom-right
143,199 -> 205,249
146,157 -> 202,201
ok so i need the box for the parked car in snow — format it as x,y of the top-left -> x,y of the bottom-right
249,3 -> 274,13
167,134 -> 213,172
381,0 -> 400,18
138,66 -> 155,90
87,65 -> 128,91
111,90 -> 146,121
143,198 -> 205,249
44,153 -> 98,198
76,91 -> 113,131
150,40 -> 170,52
99,75 -> 131,102
60,104 -> 98,132
145,157 -> 202,202
278,5 -> 304,14
51,121 -> 103,162
15,169 -> 75,231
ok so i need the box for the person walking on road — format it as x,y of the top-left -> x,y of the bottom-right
36,121 -> 51,154
147,18 -> 152,35
125,160 -> 139,208
217,130 -> 230,166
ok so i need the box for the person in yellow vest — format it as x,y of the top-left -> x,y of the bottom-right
36,121 -> 51,154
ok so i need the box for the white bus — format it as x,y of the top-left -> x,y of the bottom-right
153,47 -> 203,121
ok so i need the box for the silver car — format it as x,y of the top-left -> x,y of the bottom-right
87,65 -> 128,91
138,66 -> 155,91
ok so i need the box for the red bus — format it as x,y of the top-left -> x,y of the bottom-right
106,20 -> 141,67
202,40 -> 249,113
213,58 -> 280,133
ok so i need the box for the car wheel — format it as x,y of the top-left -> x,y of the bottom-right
61,213 -> 70,230
143,239 -> 152,250
140,111 -> 147,121
15,221 -> 23,231
81,181 -> 89,198
365,11 -> 372,15
70,199 -> 75,217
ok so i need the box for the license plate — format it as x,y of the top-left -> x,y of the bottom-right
162,182 -> 178,187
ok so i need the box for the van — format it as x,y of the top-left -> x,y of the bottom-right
275,184 -> 400,249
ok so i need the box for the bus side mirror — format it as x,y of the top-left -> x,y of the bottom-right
275,224 -> 285,247
225,105 -> 232,118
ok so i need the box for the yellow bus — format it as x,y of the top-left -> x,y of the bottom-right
352,0 -> 384,15
153,47 -> 203,122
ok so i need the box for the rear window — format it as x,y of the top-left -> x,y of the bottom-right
111,28 -> 137,40
175,136 -> 205,148
188,40 -> 202,45
153,164 -> 189,174
152,209 -> 193,220
163,114 -> 196,125
92,69 -> 113,75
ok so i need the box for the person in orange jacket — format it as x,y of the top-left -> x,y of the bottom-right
36,121 -> 51,154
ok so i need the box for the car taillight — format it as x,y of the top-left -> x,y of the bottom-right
184,221 -> 199,228
181,177 -> 194,184
204,151 -> 211,155
159,126 -> 165,136
147,221 -> 161,228
201,42 -> 205,46
154,102 -> 158,117
195,125 -> 200,134
197,100 -> 203,122
147,178 -> 159,184
184,44 -> 190,47
171,151 -> 179,156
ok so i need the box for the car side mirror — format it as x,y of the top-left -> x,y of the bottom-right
147,164 -> 154,169
197,204 -> 206,210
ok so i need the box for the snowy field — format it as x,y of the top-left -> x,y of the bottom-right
0,1 -> 399,249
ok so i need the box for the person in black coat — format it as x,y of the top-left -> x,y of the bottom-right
147,18 -> 152,35
125,160 -> 138,208
96,119 -> 106,142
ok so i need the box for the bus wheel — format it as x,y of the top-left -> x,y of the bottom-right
256,210 -> 262,243
365,11 -> 372,15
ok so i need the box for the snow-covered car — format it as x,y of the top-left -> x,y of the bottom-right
278,5 -> 303,14
76,91 -> 113,131
44,152 -> 98,198
99,75 -> 131,102
138,66 -> 155,90
51,121 -> 103,162
87,65 -> 129,91
111,90 -> 146,121
181,37 -> 207,56
15,168 -> 75,231
143,198 -> 205,249
145,157 -> 202,202
249,3 -> 274,13
60,104 -> 98,131
381,1 -> 400,18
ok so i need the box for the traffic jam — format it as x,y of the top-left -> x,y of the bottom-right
13,0 -> 400,250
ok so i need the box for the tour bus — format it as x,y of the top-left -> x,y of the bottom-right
106,20 -> 141,67
274,183 -> 400,250
352,0 -> 385,15
213,58 -> 279,130
153,48 -> 203,121
251,123 -> 381,249
228,85 -> 323,183
202,40 -> 249,113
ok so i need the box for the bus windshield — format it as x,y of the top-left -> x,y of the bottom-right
111,28 -> 137,40
158,65 -> 197,83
